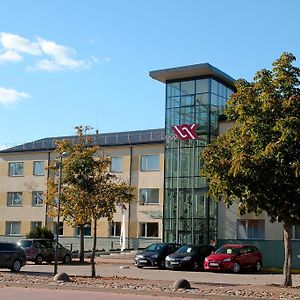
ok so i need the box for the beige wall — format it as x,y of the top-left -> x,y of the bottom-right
0,143 -> 164,241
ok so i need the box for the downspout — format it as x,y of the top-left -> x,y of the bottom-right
45,151 -> 51,227
127,146 -> 133,249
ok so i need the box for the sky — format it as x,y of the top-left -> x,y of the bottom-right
0,0 -> 300,149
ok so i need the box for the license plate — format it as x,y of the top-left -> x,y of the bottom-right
139,259 -> 147,263
209,262 -> 219,267
171,261 -> 179,265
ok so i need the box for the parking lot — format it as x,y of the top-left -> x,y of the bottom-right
17,255 -> 300,287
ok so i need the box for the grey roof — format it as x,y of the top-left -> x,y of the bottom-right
0,128 -> 165,154
149,63 -> 235,87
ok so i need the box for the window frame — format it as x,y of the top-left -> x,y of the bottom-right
7,192 -> 23,207
139,222 -> 159,238
6,221 -> 21,236
140,155 -> 160,172
33,161 -> 45,176
32,191 -> 43,206
31,221 -> 42,230
53,221 -> 64,236
237,219 -> 265,240
74,224 -> 92,237
139,188 -> 159,205
110,157 -> 123,173
291,224 -> 300,240
110,221 -> 121,237
8,162 -> 24,177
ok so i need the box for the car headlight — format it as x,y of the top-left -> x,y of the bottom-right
151,254 -> 159,259
136,255 -> 144,259
182,256 -> 192,261
165,256 -> 171,261
204,257 -> 208,262
223,258 -> 232,262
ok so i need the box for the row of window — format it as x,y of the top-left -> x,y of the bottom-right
8,155 -> 161,177
8,161 -> 44,176
5,221 -> 159,238
5,219 -> 300,239
6,191 -> 43,207
5,188 -> 160,207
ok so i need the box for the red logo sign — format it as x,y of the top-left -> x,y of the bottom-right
171,124 -> 199,141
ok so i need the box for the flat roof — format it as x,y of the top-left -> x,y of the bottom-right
149,63 -> 235,87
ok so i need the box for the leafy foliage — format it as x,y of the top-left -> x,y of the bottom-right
26,226 -> 54,239
201,53 -> 300,286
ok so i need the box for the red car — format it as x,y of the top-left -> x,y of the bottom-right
204,244 -> 262,273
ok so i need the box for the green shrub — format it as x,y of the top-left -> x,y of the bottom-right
26,227 -> 54,239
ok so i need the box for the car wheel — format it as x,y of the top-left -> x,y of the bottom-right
158,259 -> 165,269
232,262 -> 241,273
11,260 -> 22,272
35,255 -> 43,265
255,261 -> 262,272
192,261 -> 200,271
63,254 -> 71,264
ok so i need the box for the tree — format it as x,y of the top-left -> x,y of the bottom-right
201,53 -> 300,286
46,126 -> 134,276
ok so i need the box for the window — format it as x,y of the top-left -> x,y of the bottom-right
33,161 -> 44,176
8,162 -> 23,176
7,192 -> 22,206
237,219 -> 265,240
53,222 -> 64,236
32,191 -> 43,206
74,224 -> 91,236
111,157 -> 123,172
140,223 -> 159,238
6,221 -> 21,235
141,155 -> 159,171
139,189 -> 159,205
292,224 -> 300,240
31,221 -> 42,230
110,221 -> 121,236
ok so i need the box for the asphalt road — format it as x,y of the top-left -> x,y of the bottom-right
19,260 -> 300,286
0,286 -> 188,300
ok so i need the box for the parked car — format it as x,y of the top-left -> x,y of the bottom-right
165,244 -> 215,271
134,242 -> 181,269
0,241 -> 27,272
204,244 -> 262,273
17,238 -> 72,264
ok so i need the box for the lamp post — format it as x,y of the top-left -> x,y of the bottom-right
54,152 -> 68,275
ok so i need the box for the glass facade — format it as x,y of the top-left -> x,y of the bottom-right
164,77 -> 234,245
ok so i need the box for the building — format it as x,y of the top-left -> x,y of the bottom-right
0,63 -> 299,268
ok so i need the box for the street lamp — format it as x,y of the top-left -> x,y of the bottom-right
54,151 -> 68,275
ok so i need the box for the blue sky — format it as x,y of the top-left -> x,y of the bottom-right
0,0 -> 299,149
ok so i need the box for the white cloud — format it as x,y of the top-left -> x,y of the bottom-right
0,32 -> 41,55
0,86 -> 29,106
0,32 -> 89,72
0,50 -> 23,63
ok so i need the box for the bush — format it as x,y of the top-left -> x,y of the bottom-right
26,227 -> 54,239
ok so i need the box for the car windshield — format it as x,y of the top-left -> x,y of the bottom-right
215,246 -> 240,255
176,245 -> 198,254
17,240 -> 32,248
145,243 -> 165,252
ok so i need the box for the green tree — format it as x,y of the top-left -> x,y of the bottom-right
201,53 -> 300,286
46,126 -> 134,276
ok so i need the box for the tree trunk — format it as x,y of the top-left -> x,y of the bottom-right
283,221 -> 292,286
79,225 -> 85,262
90,219 -> 97,277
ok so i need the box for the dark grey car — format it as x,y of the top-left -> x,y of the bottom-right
17,238 -> 72,264
0,242 -> 27,272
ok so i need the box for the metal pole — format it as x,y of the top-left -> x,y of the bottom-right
54,156 -> 62,275
175,141 -> 180,244
191,142 -> 195,244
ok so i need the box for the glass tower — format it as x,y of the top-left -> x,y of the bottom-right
150,64 -> 235,245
